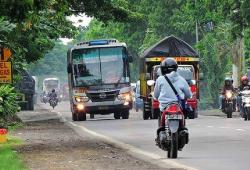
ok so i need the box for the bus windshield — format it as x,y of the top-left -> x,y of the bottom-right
72,47 -> 128,86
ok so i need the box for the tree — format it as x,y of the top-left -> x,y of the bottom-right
0,0 -> 137,66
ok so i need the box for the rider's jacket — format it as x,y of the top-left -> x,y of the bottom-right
154,71 -> 192,111
48,92 -> 57,99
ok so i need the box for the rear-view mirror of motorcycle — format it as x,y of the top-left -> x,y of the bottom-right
146,73 -> 151,80
199,72 -> 204,80
128,55 -> 133,63
147,80 -> 155,86
190,80 -> 196,85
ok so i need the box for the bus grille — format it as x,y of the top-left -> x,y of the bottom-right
87,91 -> 118,102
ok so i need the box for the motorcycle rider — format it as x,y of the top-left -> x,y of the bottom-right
237,76 -> 250,113
154,58 -> 192,144
48,89 -> 58,105
238,76 -> 250,91
219,77 -> 236,110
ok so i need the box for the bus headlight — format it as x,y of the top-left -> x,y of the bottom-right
118,92 -> 132,101
75,96 -> 89,102
76,104 -> 84,110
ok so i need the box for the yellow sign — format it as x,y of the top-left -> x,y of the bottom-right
0,62 -> 12,83
0,48 -> 12,61
146,57 -> 199,62
145,57 -> 165,62
173,57 -> 199,62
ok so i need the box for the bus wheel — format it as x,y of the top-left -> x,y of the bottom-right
114,112 -> 121,119
90,113 -> 94,119
121,110 -> 129,119
143,110 -> 150,120
72,112 -> 86,121
152,109 -> 159,119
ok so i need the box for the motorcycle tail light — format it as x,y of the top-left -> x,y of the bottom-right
165,104 -> 181,114
190,85 -> 196,93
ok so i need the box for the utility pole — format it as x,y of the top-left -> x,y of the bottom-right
195,0 -> 199,44
196,21 -> 199,44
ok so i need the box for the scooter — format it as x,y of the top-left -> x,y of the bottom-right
240,88 -> 250,121
49,97 -> 58,109
156,102 -> 189,158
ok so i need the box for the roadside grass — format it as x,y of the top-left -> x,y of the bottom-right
0,136 -> 26,170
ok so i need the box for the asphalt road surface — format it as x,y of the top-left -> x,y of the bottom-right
41,101 -> 250,170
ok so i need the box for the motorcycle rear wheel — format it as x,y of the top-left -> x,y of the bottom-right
247,109 -> 250,121
167,132 -> 178,158
227,112 -> 232,118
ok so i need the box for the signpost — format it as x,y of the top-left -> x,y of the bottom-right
0,62 -> 12,83
0,48 -> 12,84
0,48 -> 12,61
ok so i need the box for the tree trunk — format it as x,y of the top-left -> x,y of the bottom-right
232,38 -> 243,87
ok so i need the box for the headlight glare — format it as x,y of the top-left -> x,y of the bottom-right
226,92 -> 232,98
118,92 -> 131,101
77,104 -> 84,110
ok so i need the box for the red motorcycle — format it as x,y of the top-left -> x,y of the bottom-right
156,102 -> 189,158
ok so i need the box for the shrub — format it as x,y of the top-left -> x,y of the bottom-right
0,85 -> 20,128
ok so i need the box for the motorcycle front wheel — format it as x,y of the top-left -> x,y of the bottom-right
167,132 -> 178,158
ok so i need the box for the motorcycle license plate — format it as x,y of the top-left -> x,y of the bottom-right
166,114 -> 183,120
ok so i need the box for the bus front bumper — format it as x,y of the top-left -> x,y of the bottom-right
73,100 -> 132,114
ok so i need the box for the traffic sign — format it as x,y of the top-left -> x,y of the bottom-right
0,62 -> 12,84
0,48 -> 12,61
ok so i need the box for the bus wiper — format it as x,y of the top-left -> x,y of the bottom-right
115,77 -> 122,87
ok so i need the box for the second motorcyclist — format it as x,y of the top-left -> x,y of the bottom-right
237,76 -> 250,114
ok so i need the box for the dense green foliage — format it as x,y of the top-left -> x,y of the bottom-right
77,0 -> 250,108
0,85 -> 19,116
0,85 -> 20,128
0,1 -> 135,121
28,41 -> 70,90
2,0 -> 250,108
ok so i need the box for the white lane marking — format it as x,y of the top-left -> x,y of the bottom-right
219,127 -> 229,129
57,112 -> 198,170
236,129 -> 246,131
207,126 -> 214,128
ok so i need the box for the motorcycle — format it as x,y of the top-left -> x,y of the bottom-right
40,94 -> 48,104
240,88 -> 250,121
222,90 -> 234,118
49,97 -> 58,109
156,102 -> 189,158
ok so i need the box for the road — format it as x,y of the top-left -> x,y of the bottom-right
42,101 -> 250,170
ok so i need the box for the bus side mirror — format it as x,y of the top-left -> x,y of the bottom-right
146,73 -> 151,80
67,64 -> 72,73
128,55 -> 133,63
190,80 -> 196,85
199,72 -> 204,80
147,80 -> 155,86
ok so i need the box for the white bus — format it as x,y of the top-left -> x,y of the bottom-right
67,39 -> 133,121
